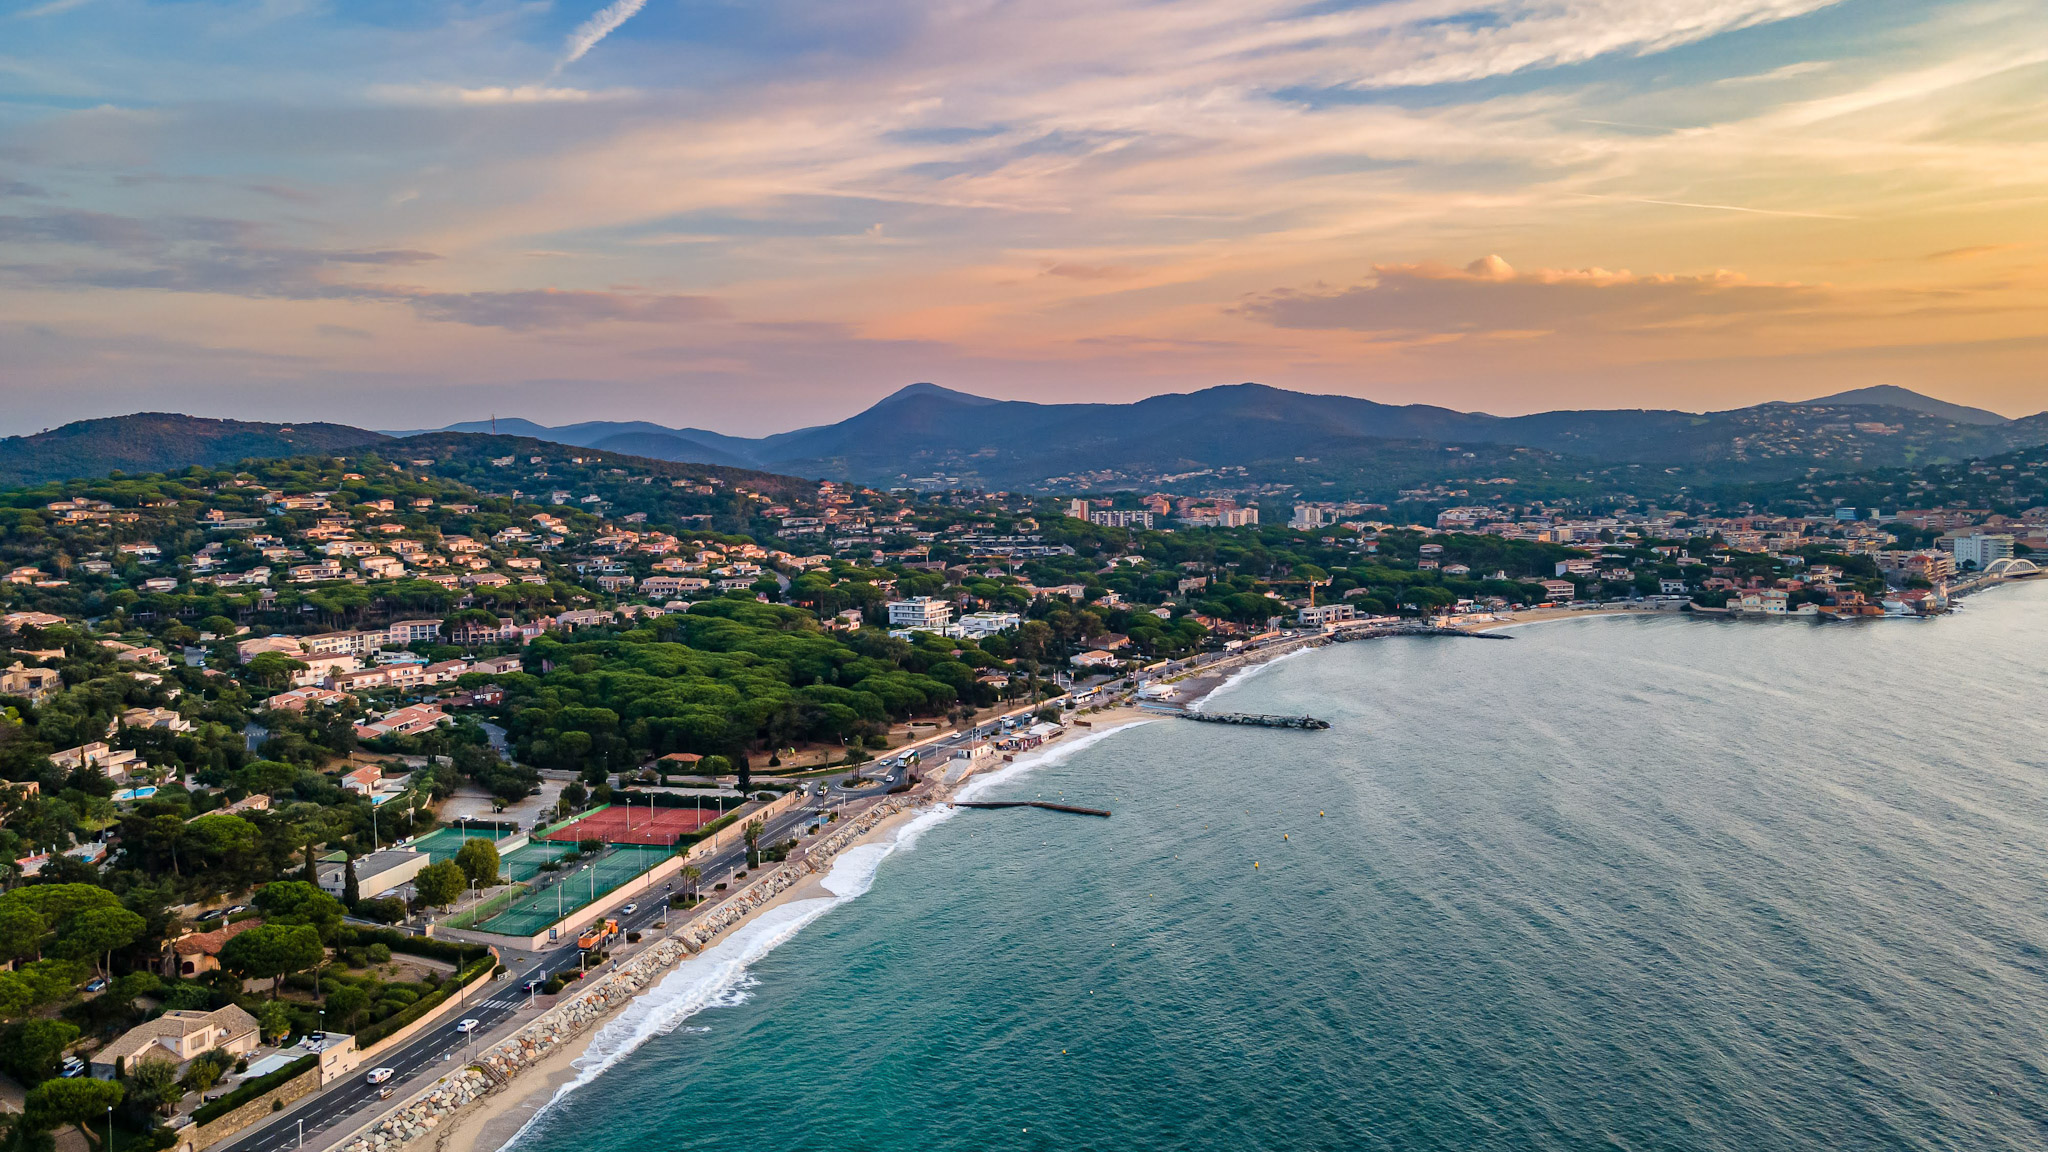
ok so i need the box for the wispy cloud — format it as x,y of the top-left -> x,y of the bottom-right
17,0 -> 94,18
368,84 -> 616,105
1245,255 -> 1825,337
554,0 -> 649,77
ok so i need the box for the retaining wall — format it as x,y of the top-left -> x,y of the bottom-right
183,1066 -> 320,1152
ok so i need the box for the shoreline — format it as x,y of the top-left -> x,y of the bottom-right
380,622 -> 1543,1152
417,802 -> 932,1152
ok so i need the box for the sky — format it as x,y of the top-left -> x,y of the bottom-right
1,0 -> 2044,436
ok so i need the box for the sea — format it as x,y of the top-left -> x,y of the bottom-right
506,580 -> 2048,1152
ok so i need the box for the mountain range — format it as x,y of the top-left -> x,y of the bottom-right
2,384 -> 2041,495
386,383 -> 2048,494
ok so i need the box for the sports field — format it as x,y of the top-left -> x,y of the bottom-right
412,825 -> 516,863
501,840 -> 576,882
543,804 -> 723,846
473,845 -> 674,938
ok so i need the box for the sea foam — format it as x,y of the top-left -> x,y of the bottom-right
1192,645 -> 1313,711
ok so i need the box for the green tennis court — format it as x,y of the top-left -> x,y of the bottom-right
501,840 -> 575,882
413,825 -> 516,864
474,845 -> 673,938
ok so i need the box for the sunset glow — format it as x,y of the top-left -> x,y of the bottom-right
3,0 -> 2044,431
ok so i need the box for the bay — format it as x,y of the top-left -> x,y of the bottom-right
510,580 -> 2048,1152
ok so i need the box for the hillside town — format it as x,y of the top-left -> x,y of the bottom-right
0,438 -> 2038,1152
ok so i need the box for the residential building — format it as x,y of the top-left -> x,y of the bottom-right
120,707 -> 192,733
1539,579 -> 1577,601
1298,603 -> 1357,626
0,662 -> 62,702
1952,533 -> 2015,571
354,703 -> 448,739
954,611 -> 1021,639
157,918 -> 264,979
92,1005 -> 260,1078
386,619 -> 443,645
50,742 -> 141,780
887,597 -> 953,631
1087,509 -> 1154,529
1070,650 -> 1119,668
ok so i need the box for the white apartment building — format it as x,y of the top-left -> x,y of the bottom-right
887,597 -> 954,631
954,611 -> 1021,638
1297,603 -> 1357,626
1951,533 -> 2015,571
1087,509 -> 1154,529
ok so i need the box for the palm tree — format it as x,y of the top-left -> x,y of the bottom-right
677,864 -> 701,905
742,820 -> 763,869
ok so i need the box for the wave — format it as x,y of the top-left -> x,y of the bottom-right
1192,646 -> 1314,711
499,721 -> 1154,1151
954,720 -> 1154,802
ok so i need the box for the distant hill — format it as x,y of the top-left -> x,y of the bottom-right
584,431 -> 757,469
0,414 -> 387,488
1801,385 -> 2009,426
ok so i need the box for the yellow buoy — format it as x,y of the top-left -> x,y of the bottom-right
1253,861 -> 1259,868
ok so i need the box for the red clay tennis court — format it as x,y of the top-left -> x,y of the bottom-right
543,804 -> 723,846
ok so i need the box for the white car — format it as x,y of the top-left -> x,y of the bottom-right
366,1068 -> 394,1085
620,903 -> 638,915
456,1019 -> 480,1033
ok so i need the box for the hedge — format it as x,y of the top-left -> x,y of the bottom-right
192,1054 -> 317,1126
676,810 -> 743,848
351,956 -> 496,1048
339,927 -> 488,967
610,789 -> 746,811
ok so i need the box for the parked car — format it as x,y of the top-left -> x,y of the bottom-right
83,977 -> 109,993
59,1057 -> 85,1079
366,1068 -> 395,1085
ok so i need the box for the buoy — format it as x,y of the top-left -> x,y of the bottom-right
1253,862 -> 1259,868
1283,834 -> 1288,840
1319,810 -> 1325,817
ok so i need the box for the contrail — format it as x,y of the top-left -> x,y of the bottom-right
1570,193 -> 1857,220
553,0 -> 648,76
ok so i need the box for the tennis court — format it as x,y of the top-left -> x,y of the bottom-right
412,825 -> 517,864
543,803 -> 723,846
473,845 -> 673,938
501,840 -> 576,882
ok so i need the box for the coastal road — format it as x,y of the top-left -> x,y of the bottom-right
220,795 -> 840,1152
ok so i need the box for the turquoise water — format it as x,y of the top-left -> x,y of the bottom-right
509,582 -> 2048,1151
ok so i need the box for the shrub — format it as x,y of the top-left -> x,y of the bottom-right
159,982 -> 214,1011
577,839 -> 603,854
366,944 -> 391,965
354,898 -> 404,924
540,978 -> 563,995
